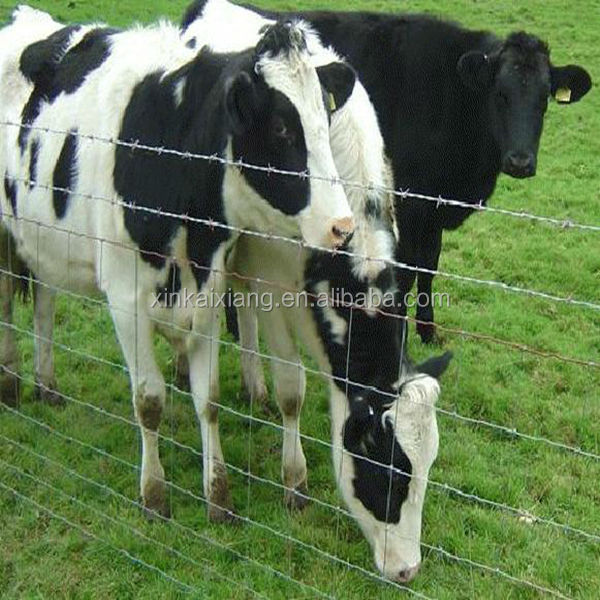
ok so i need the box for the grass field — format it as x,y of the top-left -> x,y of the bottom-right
1,0 -> 599,598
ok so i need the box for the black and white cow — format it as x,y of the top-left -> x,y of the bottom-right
180,0 -> 394,403
228,224 -> 451,583
0,7 -> 359,520
181,2 -> 452,582
183,0 -> 593,343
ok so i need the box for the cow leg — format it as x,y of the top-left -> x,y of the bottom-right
416,228 -> 443,344
416,273 -> 436,344
260,312 -> 308,511
0,230 -> 19,407
174,351 -> 190,391
187,307 -> 234,523
237,301 -> 268,407
274,358 -> 308,510
32,280 -> 62,405
109,292 -> 169,519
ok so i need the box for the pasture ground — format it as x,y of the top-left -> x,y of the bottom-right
1,0 -> 599,598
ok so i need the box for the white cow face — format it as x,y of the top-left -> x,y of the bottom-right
331,376 -> 441,583
223,21 -> 356,249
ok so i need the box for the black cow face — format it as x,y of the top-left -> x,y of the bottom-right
457,32 -> 592,179
227,74 -> 310,216
344,389 -> 413,524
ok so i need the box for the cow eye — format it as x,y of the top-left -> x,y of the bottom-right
272,118 -> 294,145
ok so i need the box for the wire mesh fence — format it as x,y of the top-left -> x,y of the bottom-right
1,120 -> 599,599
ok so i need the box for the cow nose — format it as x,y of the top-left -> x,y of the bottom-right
396,563 -> 421,583
504,152 -> 536,178
328,216 -> 355,248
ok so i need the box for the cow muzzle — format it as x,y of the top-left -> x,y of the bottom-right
502,151 -> 537,178
327,216 -> 355,248
299,212 -> 355,250
373,537 -> 422,584
396,562 -> 421,584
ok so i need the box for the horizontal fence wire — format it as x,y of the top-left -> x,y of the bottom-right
0,433 -> 334,600
2,297 -> 599,463
0,404 -> 577,600
2,210 -> 600,373
0,482 -> 200,596
2,123 -> 600,312
3,429 -> 578,600
0,464 -> 268,599
6,173 -> 600,315
0,457 -> 322,600
0,403 -> 437,599
2,365 -> 599,550
5,120 -> 600,233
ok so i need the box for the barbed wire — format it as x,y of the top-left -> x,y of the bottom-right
4,120 -> 600,233
0,405 -> 577,599
2,201 -> 599,375
2,365 -> 598,548
2,209 -> 599,373
4,171 -> 600,314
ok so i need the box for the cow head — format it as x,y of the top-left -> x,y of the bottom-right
457,32 -> 591,178
306,247 -> 451,581
335,353 -> 450,582
225,20 -> 356,248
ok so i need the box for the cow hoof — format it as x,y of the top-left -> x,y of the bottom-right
207,503 -> 237,524
416,322 -> 439,345
240,380 -> 268,405
34,384 -> 65,407
253,385 -> 269,407
284,481 -> 310,511
174,353 -> 190,392
207,464 -> 236,523
142,479 -> 170,520
143,503 -> 171,521
0,373 -> 20,408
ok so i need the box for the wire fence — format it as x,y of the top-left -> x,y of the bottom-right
1,119 -> 598,599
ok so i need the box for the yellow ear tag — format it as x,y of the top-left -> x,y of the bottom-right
328,92 -> 337,112
555,87 -> 572,103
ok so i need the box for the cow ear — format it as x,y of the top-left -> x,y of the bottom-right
343,402 -> 375,454
225,72 -> 257,135
550,65 -> 592,103
457,51 -> 493,91
416,351 -> 453,380
317,62 -> 356,112
20,38 -> 59,89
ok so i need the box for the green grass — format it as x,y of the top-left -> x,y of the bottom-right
1,0 -> 599,598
